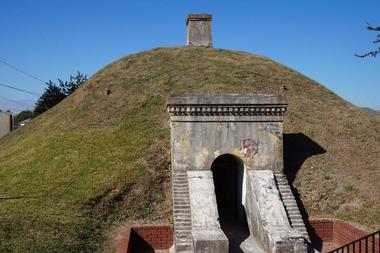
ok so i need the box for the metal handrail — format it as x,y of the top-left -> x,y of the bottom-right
328,230 -> 379,253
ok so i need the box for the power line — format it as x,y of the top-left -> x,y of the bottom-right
0,95 -> 34,108
0,59 -> 46,84
0,81 -> 40,97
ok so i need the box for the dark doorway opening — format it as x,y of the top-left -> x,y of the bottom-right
211,154 -> 250,253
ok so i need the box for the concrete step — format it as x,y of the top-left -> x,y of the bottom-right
173,178 -> 188,181
289,217 -> 304,222
176,233 -> 192,239
287,209 -> 301,214
174,201 -> 190,205
282,200 -> 298,205
176,242 -> 192,252
280,195 -> 295,199
175,224 -> 192,229
286,206 -> 300,210
174,217 -> 191,221
174,213 -> 191,216
175,226 -> 192,231
173,194 -> 189,198
292,222 -> 307,227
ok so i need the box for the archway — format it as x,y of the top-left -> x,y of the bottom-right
211,154 -> 249,253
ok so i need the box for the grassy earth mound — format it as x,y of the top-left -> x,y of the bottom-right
0,47 -> 379,252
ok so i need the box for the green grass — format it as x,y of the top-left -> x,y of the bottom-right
0,47 -> 379,252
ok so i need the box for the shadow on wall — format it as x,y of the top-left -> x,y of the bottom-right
283,133 -> 327,249
128,229 -> 155,253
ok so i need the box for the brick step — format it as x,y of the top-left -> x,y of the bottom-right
173,176 -> 187,179
176,236 -> 192,241
174,214 -> 191,218
173,174 -> 187,177
275,173 -> 310,242
286,206 -> 300,210
173,177 -> 188,180
174,208 -> 191,212
173,181 -> 188,184
173,174 -> 188,177
173,190 -> 189,194
284,204 -> 298,208
280,195 -> 295,199
176,246 -> 192,252
173,186 -> 189,190
292,222 -> 307,227
289,216 -> 304,221
175,219 -> 191,222
173,200 -> 189,203
279,190 -> 292,194
174,205 -> 190,209
173,194 -> 189,197
174,201 -> 190,205
282,200 -> 298,205
173,182 -> 189,185
174,217 -> 191,221
294,227 -> 308,233
174,213 -> 191,220
176,242 -> 192,252
175,226 -> 192,231
175,224 -> 192,229
287,212 -> 301,217
175,225 -> 192,230
173,195 -> 189,198
277,185 -> 291,189
176,233 -> 192,239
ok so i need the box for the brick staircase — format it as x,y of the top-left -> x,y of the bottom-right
275,173 -> 310,241
172,170 -> 193,252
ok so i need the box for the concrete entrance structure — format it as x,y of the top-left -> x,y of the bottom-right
167,93 -> 310,253
0,111 -> 14,139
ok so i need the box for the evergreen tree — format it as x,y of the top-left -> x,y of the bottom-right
33,72 -> 87,117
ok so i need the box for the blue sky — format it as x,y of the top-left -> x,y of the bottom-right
0,0 -> 379,113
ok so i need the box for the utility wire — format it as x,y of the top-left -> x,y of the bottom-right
0,95 -> 34,108
0,81 -> 40,97
0,59 -> 46,84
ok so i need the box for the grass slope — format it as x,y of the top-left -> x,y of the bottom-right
0,47 -> 379,252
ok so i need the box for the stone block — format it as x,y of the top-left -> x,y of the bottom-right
186,14 -> 212,48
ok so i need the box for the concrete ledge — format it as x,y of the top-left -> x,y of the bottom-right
188,171 -> 228,253
168,92 -> 288,105
192,231 -> 228,253
245,170 -> 307,253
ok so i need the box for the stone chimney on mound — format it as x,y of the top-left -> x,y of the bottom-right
186,13 -> 212,48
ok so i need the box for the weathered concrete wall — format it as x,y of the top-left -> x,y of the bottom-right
171,121 -> 283,172
188,171 -> 228,253
0,112 -> 13,138
168,93 -> 287,173
244,170 -> 307,253
168,93 -> 290,253
187,14 -> 212,48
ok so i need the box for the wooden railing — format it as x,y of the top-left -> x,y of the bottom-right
328,230 -> 379,253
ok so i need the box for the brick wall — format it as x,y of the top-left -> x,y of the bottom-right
334,220 -> 367,245
115,225 -> 173,253
309,219 -> 335,243
131,225 -> 173,250
309,219 -> 378,253
116,220 -> 376,253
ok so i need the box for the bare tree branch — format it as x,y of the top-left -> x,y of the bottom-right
356,23 -> 380,58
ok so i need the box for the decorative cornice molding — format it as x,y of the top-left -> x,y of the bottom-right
167,104 -> 287,117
